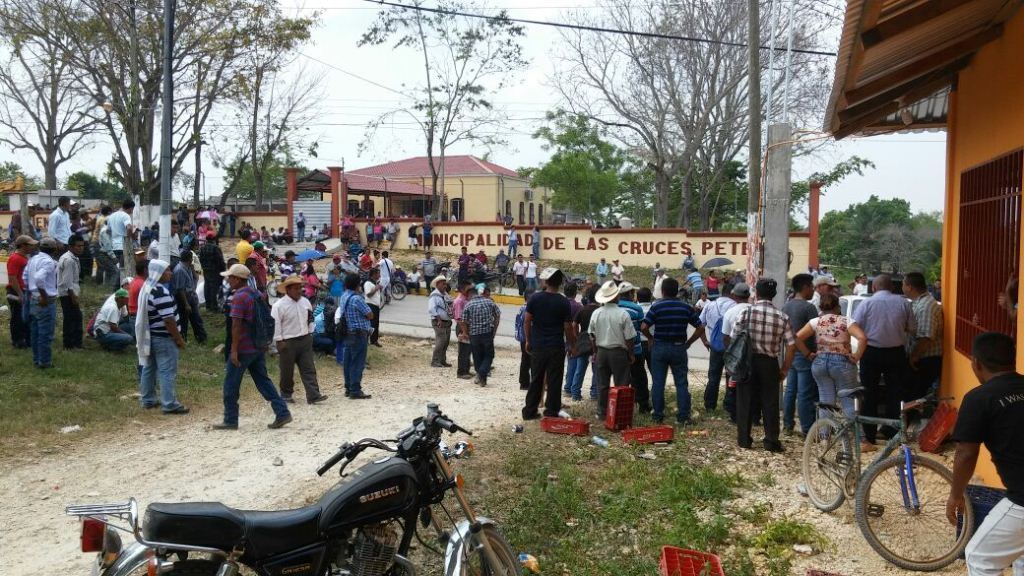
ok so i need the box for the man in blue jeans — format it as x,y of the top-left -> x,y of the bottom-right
25,236 -> 60,369
213,263 -> 291,429
335,273 -> 374,399
134,259 -> 189,414
641,277 -> 704,424
782,273 -> 819,436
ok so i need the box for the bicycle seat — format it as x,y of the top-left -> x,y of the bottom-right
838,386 -> 865,399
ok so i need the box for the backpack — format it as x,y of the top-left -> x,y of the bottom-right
322,299 -> 338,337
335,295 -> 353,340
86,310 -> 100,338
708,314 -> 726,353
723,307 -> 753,383
514,305 -> 527,343
244,287 -> 275,349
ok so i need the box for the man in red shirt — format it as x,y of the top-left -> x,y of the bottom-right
127,259 -> 148,321
6,235 -> 36,348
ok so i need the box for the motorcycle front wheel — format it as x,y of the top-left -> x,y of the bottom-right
460,524 -> 519,576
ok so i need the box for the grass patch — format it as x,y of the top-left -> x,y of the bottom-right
0,281 -> 386,455
453,425 -> 816,576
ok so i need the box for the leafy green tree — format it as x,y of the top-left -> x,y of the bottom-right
65,171 -> 127,202
523,112 -> 624,224
0,161 -> 42,188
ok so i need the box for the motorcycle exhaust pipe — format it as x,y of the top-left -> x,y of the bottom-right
214,559 -> 240,576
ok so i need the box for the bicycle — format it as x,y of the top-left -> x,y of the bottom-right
390,281 -> 407,300
802,388 -> 972,571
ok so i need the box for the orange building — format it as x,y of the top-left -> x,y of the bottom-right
825,1 -> 1023,486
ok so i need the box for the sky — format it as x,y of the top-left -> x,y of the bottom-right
3,0 -> 948,219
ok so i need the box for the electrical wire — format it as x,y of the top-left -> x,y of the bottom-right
361,0 -> 838,57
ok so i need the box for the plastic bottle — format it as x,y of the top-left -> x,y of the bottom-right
591,436 -> 610,447
518,553 -> 540,574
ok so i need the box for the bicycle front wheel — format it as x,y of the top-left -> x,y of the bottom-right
802,416 -> 852,512
391,283 -> 407,300
854,453 -> 972,571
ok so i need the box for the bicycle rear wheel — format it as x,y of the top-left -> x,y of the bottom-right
802,416 -> 853,512
854,452 -> 972,571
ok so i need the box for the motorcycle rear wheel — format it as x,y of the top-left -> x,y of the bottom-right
460,524 -> 519,576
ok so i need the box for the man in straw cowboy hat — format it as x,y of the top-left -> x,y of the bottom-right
589,280 -> 637,420
271,275 -> 327,405
213,263 -> 292,430
427,275 -> 453,367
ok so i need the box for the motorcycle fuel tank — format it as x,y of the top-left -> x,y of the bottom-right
318,457 -> 419,533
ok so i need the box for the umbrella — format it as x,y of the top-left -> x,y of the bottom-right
294,249 -> 327,263
701,257 -> 734,269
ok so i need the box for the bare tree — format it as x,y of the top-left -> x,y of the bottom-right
554,0 -> 833,228
0,3 -> 95,190
359,0 -> 527,219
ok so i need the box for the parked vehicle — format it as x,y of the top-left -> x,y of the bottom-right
66,404 -> 518,576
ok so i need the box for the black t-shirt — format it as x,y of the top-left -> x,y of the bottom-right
526,291 -> 571,349
952,373 -> 1024,505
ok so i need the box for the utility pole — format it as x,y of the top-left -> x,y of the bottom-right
764,123 -> 792,308
158,0 -> 175,262
746,0 -> 762,284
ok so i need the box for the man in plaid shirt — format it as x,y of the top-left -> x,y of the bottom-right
730,278 -> 795,452
462,285 -> 501,386
904,272 -> 943,398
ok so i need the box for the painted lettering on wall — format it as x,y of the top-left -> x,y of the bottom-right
430,232 -> 749,257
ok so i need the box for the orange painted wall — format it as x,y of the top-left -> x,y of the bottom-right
942,8 -> 1024,487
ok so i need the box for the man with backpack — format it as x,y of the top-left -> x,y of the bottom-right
213,263 -> 292,430
700,283 -> 739,412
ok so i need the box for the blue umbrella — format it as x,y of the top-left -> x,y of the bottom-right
294,249 -> 327,263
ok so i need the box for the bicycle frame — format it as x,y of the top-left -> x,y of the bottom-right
847,412 -> 924,514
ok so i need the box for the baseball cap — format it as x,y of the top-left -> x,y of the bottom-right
539,267 -> 562,281
252,240 -> 265,249
221,263 -> 251,279
731,282 -> 751,298
618,281 -> 636,294
14,235 -> 38,247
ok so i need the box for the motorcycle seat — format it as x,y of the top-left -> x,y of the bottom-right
144,502 -> 322,559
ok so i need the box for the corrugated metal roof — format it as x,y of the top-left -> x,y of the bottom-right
867,85 -> 950,133
295,169 -> 429,196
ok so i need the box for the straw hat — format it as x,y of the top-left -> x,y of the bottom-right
277,275 -> 304,294
594,280 -> 621,304
431,275 -> 447,288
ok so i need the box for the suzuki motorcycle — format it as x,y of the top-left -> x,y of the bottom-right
66,404 -> 519,576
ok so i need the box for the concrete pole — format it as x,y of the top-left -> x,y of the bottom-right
157,0 -> 175,263
746,0 -> 762,286
764,123 -> 792,308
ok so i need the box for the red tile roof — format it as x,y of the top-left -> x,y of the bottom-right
350,155 -> 519,178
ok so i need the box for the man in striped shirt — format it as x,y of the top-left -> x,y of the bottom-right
139,260 -> 189,414
730,278 -> 795,452
905,272 -> 943,398
641,277 -> 704,424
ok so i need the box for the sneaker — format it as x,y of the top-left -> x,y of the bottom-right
212,422 -> 238,430
267,415 -> 293,429
308,395 -> 329,405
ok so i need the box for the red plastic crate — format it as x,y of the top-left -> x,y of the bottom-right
622,425 -> 675,444
658,546 -> 724,576
919,402 -> 958,453
605,386 -> 635,431
540,417 -> 590,436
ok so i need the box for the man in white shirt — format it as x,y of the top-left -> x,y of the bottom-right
48,196 -> 72,246
94,288 -> 134,351
106,198 -> 135,281
720,282 -> 752,422
378,250 -> 395,304
525,254 -> 539,292
57,234 -> 85,349
364,268 -> 384,348
271,276 -> 326,404
653,268 -> 666,299
699,283 -> 740,413
611,259 -> 625,283
512,254 -> 528,295
25,237 -> 60,368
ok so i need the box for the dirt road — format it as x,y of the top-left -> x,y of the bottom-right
1,337 -> 524,576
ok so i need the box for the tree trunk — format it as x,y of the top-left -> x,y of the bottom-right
653,167 -> 669,228
193,140 -> 202,208
44,149 -> 58,190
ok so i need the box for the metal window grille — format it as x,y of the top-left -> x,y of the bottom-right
955,148 -> 1023,354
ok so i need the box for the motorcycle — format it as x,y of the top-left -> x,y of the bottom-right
66,404 -> 519,576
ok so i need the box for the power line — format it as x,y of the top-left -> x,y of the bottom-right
361,0 -> 837,57
298,52 -> 409,96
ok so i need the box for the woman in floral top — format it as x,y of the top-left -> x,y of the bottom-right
795,293 -> 869,449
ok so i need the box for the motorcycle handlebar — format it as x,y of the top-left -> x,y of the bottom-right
316,450 -> 346,476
